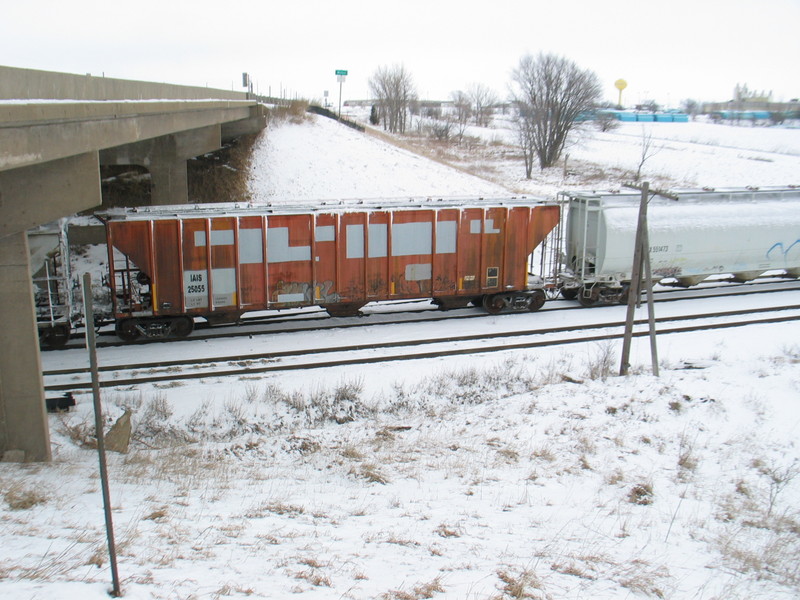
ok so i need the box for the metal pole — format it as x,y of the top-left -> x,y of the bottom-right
619,182 -> 649,376
640,211 -> 659,376
82,273 -> 122,597
338,80 -> 343,118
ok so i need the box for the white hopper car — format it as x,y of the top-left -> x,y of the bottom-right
558,187 -> 800,305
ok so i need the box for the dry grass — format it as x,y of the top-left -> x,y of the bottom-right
532,445 -> 556,462
56,413 -> 96,448
381,577 -> 445,599
435,523 -> 462,538
187,133 -> 259,204
245,501 -> 306,519
270,100 -> 310,124
211,582 -> 256,598
584,341 -> 616,381
341,444 -> 366,460
142,507 -> 168,521
3,483 -> 48,510
291,568 -> 332,587
353,462 -> 390,485
628,482 -> 654,505
495,568 -> 548,599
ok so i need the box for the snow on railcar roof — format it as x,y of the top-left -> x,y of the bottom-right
97,195 -> 555,220
560,185 -> 800,207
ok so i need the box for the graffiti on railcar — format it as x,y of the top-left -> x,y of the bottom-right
766,240 -> 800,263
275,280 -> 339,304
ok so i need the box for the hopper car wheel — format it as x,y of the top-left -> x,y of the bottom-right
40,324 -> 71,349
482,294 -> 506,315
173,316 -> 194,338
577,286 -> 601,308
116,318 -> 141,341
528,290 -> 546,312
560,287 -> 578,301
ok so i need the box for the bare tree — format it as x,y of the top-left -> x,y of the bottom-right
467,83 -> 498,127
450,90 -> 472,142
515,106 -> 538,179
635,127 -> 661,181
511,53 -> 601,173
595,112 -> 620,132
368,64 -> 417,134
681,99 -> 700,120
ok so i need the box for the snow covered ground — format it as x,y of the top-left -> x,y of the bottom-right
3,114 -> 800,600
247,116 -> 509,202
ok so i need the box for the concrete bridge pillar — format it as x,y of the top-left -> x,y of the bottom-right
100,124 -> 222,206
149,152 -> 190,206
0,151 -> 101,462
0,232 -> 51,462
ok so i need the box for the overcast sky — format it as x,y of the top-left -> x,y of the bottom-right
3,0 -> 798,107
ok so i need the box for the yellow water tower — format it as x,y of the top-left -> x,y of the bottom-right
615,79 -> 627,107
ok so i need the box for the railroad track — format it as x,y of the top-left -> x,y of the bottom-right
43,302 -> 800,392
45,278 -> 800,351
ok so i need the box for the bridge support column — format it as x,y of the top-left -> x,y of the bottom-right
100,125 -> 222,206
0,151 -> 101,462
149,155 -> 189,207
0,232 -> 51,462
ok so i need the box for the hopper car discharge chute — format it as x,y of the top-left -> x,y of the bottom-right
558,186 -> 800,306
100,199 -> 560,341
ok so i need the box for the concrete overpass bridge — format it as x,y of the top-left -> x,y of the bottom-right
0,66 -> 267,461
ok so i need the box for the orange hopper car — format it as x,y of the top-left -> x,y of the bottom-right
100,199 -> 560,341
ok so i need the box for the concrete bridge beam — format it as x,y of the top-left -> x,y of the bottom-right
0,151 -> 102,239
222,105 -> 268,139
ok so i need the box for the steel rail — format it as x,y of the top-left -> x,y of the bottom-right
44,279 -> 800,351
43,305 -> 800,391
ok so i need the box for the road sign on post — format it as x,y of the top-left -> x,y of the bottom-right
335,70 -> 348,117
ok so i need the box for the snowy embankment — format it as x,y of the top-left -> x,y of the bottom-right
247,115 -> 510,202
2,114 -> 800,600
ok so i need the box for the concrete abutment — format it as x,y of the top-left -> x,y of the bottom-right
0,232 -> 52,462
0,66 -> 266,461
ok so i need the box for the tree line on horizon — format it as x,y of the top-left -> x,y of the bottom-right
366,53 -> 700,178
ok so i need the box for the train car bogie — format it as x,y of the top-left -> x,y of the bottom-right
482,290 -> 546,314
38,323 -> 71,349
574,284 -> 628,307
115,316 -> 195,341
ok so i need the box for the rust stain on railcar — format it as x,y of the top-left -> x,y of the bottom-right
104,201 -> 561,323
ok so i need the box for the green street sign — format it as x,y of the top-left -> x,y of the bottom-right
335,69 -> 348,76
